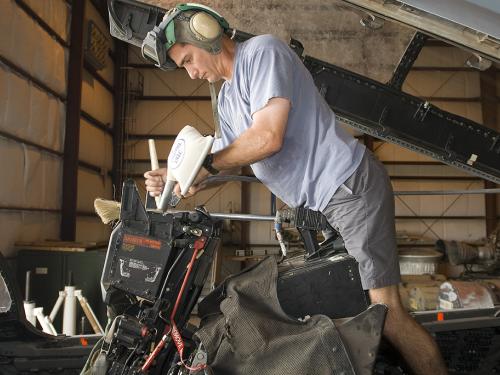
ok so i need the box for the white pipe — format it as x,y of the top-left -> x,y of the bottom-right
24,301 -> 36,326
34,307 -> 55,335
62,286 -> 76,335
44,316 -> 57,336
49,291 -> 65,322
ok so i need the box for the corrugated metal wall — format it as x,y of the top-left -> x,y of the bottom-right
77,1 -> 114,242
0,0 -> 115,256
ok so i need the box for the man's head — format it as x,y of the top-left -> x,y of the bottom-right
141,3 -> 229,72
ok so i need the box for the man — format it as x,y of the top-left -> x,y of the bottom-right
144,4 -> 447,374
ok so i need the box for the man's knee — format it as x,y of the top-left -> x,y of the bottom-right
368,284 -> 403,308
368,285 -> 410,331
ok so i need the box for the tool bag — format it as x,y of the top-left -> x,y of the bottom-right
194,257 -> 355,375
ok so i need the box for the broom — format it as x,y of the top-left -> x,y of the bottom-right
94,198 -> 121,224
95,138 -> 161,224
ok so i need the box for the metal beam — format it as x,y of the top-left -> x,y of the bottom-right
61,0 -> 85,241
383,161 -> 442,165
412,67 -> 499,73
390,176 -> 480,181
420,96 -> 499,103
303,56 -> 500,184
0,55 -> 65,102
0,129 -> 112,177
0,129 -> 62,157
0,206 -> 99,217
0,206 -> 60,214
112,41 -> 128,199
396,216 -> 497,220
363,134 -> 374,151
127,134 -> 176,140
135,96 -> 211,101
389,32 -> 428,89
480,68 -> 499,235
81,110 -> 112,134
14,0 -> 69,48
84,61 -> 114,94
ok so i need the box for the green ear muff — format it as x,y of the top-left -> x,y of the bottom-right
190,12 -> 222,42
177,3 -> 229,30
141,3 -> 230,70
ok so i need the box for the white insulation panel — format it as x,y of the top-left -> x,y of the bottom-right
23,0 -> 69,42
81,70 -> 114,126
77,169 -> 113,212
0,0 -> 67,96
404,71 -> 480,98
0,211 -> 60,258
79,119 -> 113,171
125,139 -> 174,160
0,137 -> 61,209
76,216 -> 111,243
0,65 -> 65,152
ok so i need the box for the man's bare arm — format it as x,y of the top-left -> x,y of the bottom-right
146,97 -> 290,198
211,97 -> 291,171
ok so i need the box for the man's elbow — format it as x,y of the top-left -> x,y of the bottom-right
261,133 -> 283,156
268,137 -> 283,154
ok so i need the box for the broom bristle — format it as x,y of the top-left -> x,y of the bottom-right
94,198 -> 121,224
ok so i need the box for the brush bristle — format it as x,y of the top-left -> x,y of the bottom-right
94,198 -> 121,224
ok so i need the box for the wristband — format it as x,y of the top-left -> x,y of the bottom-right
202,153 -> 219,175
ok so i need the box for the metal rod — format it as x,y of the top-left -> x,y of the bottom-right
25,271 -> 31,301
395,188 -> 500,195
210,213 -> 275,222
207,175 -> 259,183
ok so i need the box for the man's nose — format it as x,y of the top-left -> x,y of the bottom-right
185,66 -> 197,80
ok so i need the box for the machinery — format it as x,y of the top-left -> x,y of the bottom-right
87,179 -> 385,374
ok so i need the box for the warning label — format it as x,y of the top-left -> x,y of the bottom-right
123,234 -> 161,250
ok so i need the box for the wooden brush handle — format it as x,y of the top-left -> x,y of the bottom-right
148,139 -> 161,208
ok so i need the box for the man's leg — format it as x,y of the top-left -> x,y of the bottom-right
369,285 -> 448,375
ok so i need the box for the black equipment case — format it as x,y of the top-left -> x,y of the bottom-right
277,253 -> 368,319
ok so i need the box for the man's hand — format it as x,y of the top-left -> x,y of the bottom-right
145,167 -> 210,199
176,167 -> 210,198
144,168 -> 167,197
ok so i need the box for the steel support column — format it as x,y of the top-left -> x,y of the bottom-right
363,134 -> 374,151
112,41 -> 128,199
240,167 -> 252,263
480,69 -> 499,235
60,1 -> 85,241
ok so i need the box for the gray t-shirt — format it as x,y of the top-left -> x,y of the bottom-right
213,35 -> 365,211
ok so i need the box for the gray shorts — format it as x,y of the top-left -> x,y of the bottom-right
322,149 -> 401,290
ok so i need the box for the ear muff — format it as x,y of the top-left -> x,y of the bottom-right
141,3 -> 230,70
189,11 -> 222,42
169,3 -> 230,54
